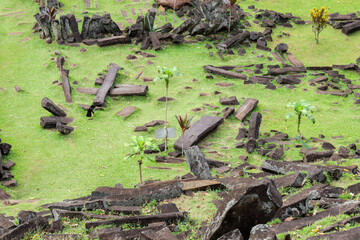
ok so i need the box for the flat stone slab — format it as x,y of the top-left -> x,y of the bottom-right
319,215 -> 360,233
271,201 -> 360,234
90,224 -> 166,239
234,98 -> 259,121
182,179 -> 223,191
219,96 -> 239,105
0,188 -> 11,200
116,106 -> 137,117
91,181 -> 184,207
106,205 -> 140,215
144,120 -> 165,127
215,82 -> 234,87
307,226 -> 360,240
110,84 -> 148,96
261,160 -> 327,183
0,214 -> 16,231
174,115 -> 223,150
42,234 -> 79,240
203,65 -> 247,80
273,172 -> 306,188
304,150 -> 334,161
1,216 -> 48,240
85,211 -> 187,229
347,182 -> 360,194
157,96 -> 175,102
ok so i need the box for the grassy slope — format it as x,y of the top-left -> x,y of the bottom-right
0,0 -> 360,237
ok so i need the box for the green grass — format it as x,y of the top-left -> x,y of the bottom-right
277,214 -> 360,239
1,1 -> 360,236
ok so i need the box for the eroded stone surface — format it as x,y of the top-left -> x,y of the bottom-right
202,179 -> 282,240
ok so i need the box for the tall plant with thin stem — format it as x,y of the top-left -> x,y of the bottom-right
285,100 -> 316,138
175,114 -> 194,155
223,0 -> 238,34
155,66 -> 179,151
124,136 -> 159,184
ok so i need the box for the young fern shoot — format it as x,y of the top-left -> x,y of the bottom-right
285,100 -> 316,138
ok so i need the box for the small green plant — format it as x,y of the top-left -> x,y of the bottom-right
296,135 -> 310,149
124,136 -> 159,184
285,100 -> 315,138
141,199 -> 159,215
155,66 -> 180,151
175,114 -> 194,155
310,7 -> 329,44
223,0 -> 239,34
267,218 -> 281,225
45,7 -> 57,22
338,192 -> 355,200
146,13 -> 157,32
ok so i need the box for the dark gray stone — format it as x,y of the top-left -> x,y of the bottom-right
41,97 -> 67,117
304,150 -> 334,162
275,43 -> 288,53
235,128 -> 248,140
1,216 -> 49,240
91,181 -> 184,206
80,15 -> 91,39
0,143 -> 11,155
0,188 -> 11,200
271,202 -> 360,234
156,203 -> 179,214
17,211 -> 37,225
202,179 -> 282,240
217,229 -> 244,240
275,184 -> 326,220
48,219 -> 63,233
347,183 -> 360,195
249,224 -> 277,240
88,15 -> 103,39
0,215 -> 16,231
246,139 -> 257,153
101,13 -> 122,36
261,160 -> 327,183
185,146 -> 212,180
322,142 -> 336,150
267,147 -> 284,160
219,96 -> 239,105
248,112 -> 262,139
273,172 -> 306,188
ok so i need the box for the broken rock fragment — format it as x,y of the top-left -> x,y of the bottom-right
202,179 -> 282,240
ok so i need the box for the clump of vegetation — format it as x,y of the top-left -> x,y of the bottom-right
155,66 -> 180,151
175,114 -> 194,155
285,100 -> 315,138
45,7 -> 57,22
267,218 -> 281,225
124,136 -> 159,184
310,6 -> 329,44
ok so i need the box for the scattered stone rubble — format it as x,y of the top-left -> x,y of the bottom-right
0,139 -> 16,193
